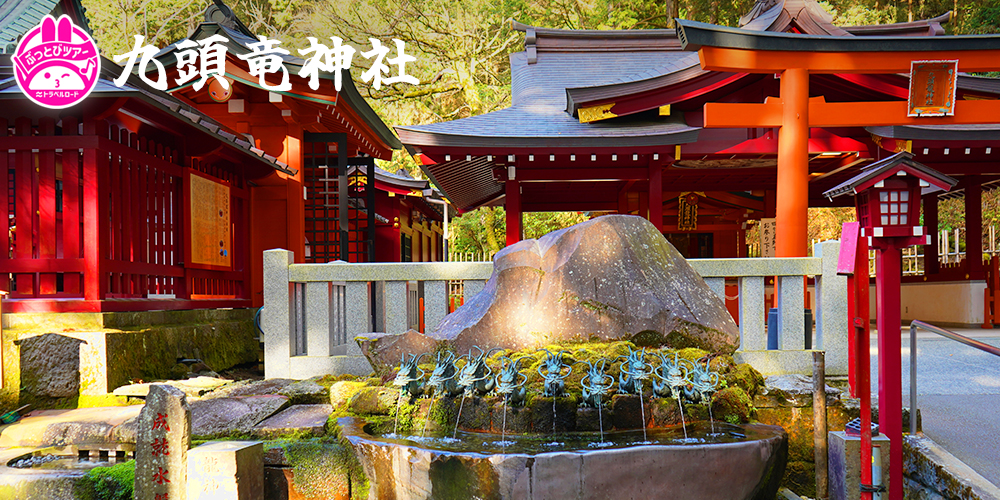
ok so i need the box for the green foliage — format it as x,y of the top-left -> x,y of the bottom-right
75,460 -> 135,500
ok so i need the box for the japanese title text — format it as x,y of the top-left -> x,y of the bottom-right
113,35 -> 417,92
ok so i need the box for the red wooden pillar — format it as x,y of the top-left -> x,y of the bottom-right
875,243 -> 904,500
649,160 -> 663,232
0,118 -> 7,293
14,117 -> 33,296
506,176 -> 521,247
856,233 -> 874,500
38,117 -> 57,295
923,193 -> 939,276
63,117 -> 81,295
966,176 -> 983,279
776,68 -> 810,258
283,132 -> 305,263
82,118 -> 107,303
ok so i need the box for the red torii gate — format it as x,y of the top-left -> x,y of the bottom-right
677,20 -> 1000,500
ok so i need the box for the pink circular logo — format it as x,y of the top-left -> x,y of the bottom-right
12,15 -> 100,109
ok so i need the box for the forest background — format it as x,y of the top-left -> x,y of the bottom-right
81,0 -> 1000,257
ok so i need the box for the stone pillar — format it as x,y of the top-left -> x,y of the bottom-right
187,441 -> 264,500
263,249 -> 293,379
828,431 -> 890,500
136,385 -> 191,500
815,240 -> 848,376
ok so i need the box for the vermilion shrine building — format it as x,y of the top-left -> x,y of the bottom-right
398,0 -> 1000,326
0,0 -> 454,314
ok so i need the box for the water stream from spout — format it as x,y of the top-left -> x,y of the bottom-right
707,397 -> 715,434
393,389 -> 404,436
677,395 -> 688,440
422,396 -> 436,438
453,393 -> 467,440
501,398 -> 508,452
638,383 -> 647,442
597,396 -> 604,443
552,396 -> 557,435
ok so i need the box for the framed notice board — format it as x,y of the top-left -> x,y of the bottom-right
184,169 -> 232,270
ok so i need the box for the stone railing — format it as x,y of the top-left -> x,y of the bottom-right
262,241 -> 846,379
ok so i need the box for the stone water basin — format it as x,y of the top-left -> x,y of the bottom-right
0,445 -> 133,499
340,416 -> 788,500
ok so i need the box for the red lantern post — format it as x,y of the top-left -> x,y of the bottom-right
824,152 -> 956,500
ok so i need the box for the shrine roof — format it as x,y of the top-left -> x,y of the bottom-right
0,55 -> 295,176
347,164 -> 449,219
0,0 -> 90,53
396,48 -> 700,152
823,151 -> 958,199
676,18 -> 1000,52
866,124 -> 1000,141
152,2 -> 401,154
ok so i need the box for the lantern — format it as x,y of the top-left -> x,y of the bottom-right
824,151 -> 956,245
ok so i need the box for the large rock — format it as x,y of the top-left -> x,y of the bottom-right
365,216 -> 738,367
190,395 -> 290,438
253,404 -> 333,438
356,330 -> 441,377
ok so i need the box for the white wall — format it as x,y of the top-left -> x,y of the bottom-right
869,280 -> 986,327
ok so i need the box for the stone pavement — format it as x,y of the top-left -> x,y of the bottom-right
869,326 -> 1000,488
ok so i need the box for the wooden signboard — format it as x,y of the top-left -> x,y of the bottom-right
908,60 -> 958,117
678,193 -> 699,231
184,169 -> 232,270
760,218 -> 776,258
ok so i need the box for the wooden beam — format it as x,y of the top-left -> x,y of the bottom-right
698,46 -> 1000,73
518,167 -> 648,181
704,97 -> 1000,128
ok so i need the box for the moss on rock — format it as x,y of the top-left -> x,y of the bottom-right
710,386 -> 755,424
270,439 -> 368,500
726,363 -> 765,399
74,459 -> 135,500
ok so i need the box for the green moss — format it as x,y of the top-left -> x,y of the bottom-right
630,330 -> 667,347
272,439 -> 369,500
664,319 -> 732,353
711,386 -> 756,423
314,374 -> 364,391
674,347 -> 710,362
74,460 -> 135,500
725,363 -> 765,399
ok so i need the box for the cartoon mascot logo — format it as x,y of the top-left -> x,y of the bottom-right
13,15 -> 100,109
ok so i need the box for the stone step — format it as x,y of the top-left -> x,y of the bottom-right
287,355 -> 372,378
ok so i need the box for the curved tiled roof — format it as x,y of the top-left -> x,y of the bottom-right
396,39 -> 700,152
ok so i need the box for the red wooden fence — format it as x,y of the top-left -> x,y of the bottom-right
0,115 -> 250,311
